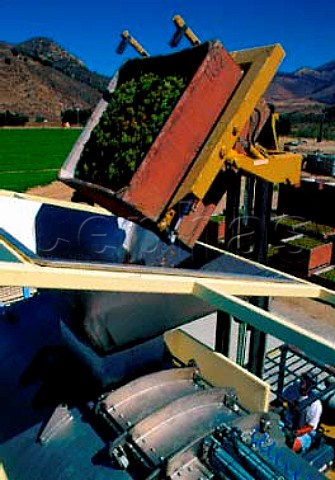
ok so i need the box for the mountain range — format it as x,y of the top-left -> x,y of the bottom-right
0,38 -> 108,122
0,37 -> 334,122
264,61 -> 335,113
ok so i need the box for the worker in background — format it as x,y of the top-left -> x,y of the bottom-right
280,372 -> 316,430
290,376 -> 323,453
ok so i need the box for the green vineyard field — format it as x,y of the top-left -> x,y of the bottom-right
0,128 -> 81,192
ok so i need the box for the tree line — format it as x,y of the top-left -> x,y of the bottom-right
1,105 -> 334,139
0,108 -> 92,126
277,106 -> 335,140
0,111 -> 29,126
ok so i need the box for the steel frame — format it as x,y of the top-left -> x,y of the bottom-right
190,44 -> 302,201
111,388 -> 237,469
0,192 -> 334,371
97,367 -> 201,432
0,260 -> 326,297
0,255 -> 334,364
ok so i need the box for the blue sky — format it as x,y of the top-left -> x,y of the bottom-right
2,0 -> 334,76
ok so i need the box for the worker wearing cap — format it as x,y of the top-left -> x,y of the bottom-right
291,376 -> 323,453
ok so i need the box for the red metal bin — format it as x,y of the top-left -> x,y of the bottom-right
59,41 -> 242,246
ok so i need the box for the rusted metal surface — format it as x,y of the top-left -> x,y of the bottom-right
235,100 -> 273,154
177,173 -> 227,246
98,367 -> 201,431
178,200 -> 219,247
123,41 -> 242,220
126,388 -> 236,466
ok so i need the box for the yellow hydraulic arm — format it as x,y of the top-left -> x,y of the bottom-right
169,43 -> 302,211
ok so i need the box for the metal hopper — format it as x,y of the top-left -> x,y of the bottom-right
59,41 -> 242,247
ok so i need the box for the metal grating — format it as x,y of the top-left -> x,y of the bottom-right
0,286 -> 36,305
263,344 -> 335,399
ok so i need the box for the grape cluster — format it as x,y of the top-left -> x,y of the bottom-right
75,72 -> 186,190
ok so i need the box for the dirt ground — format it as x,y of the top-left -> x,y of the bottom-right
270,296 -> 335,343
279,136 -> 335,154
27,180 -> 74,201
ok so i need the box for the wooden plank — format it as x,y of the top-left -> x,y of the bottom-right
164,329 -> 270,412
0,261 -> 323,297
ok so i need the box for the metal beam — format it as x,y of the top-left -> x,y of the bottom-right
318,288 -> 335,307
225,150 -> 302,185
224,170 -> 241,252
247,179 -> 272,376
0,261 -> 325,297
0,189 -> 111,215
0,262 -> 193,294
191,44 -> 288,199
197,241 -> 335,300
248,296 -> 269,377
193,283 -> 335,366
215,311 -> 232,356
196,279 -> 322,298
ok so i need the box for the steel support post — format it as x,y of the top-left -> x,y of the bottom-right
247,179 -> 273,376
236,321 -> 248,366
253,178 -> 273,264
277,344 -> 289,399
215,310 -> 232,356
224,170 -> 241,253
276,183 -> 287,215
215,170 -> 241,356
242,176 -> 255,227
248,296 -> 269,376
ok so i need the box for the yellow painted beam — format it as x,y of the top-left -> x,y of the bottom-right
0,464 -> 8,480
194,283 -> 335,365
0,189 -> 112,215
164,329 -> 270,412
0,260 -> 324,298
120,31 -> 149,57
318,288 -> 335,307
195,278 -> 322,298
191,44 -> 287,199
197,240 -> 318,285
0,262 -> 195,294
198,242 -> 335,306
225,150 -> 302,185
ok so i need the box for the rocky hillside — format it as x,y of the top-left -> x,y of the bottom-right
0,36 -> 334,122
265,61 -> 335,113
0,38 -> 109,122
